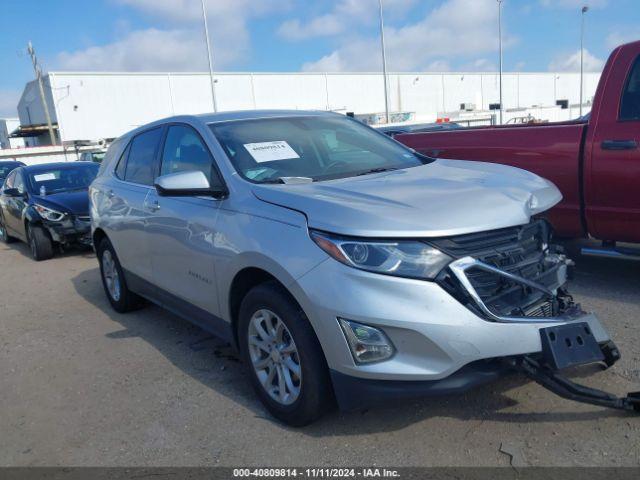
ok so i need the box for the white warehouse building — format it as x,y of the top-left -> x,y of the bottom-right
14,70 -> 601,144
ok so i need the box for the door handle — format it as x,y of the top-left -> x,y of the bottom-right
601,140 -> 638,150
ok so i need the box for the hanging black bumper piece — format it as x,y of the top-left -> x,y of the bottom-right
518,355 -> 640,413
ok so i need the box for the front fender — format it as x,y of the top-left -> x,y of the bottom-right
24,206 -> 43,226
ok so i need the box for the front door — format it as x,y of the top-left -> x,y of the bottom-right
4,170 -> 28,239
587,51 -> 640,243
145,124 -> 223,317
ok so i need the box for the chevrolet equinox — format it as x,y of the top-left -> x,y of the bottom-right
90,110 -> 625,426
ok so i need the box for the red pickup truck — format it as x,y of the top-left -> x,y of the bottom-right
398,40 -> 640,257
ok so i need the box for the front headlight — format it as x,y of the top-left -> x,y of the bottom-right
310,230 -> 452,279
34,204 -> 66,222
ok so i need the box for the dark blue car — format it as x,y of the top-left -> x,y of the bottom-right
0,160 -> 25,186
0,162 -> 99,260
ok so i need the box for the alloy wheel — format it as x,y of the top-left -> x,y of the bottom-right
247,309 -> 302,405
101,250 -> 121,301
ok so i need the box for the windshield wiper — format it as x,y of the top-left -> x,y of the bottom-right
261,177 -> 314,185
354,167 -> 399,177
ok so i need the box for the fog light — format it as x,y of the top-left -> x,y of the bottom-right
338,318 -> 395,364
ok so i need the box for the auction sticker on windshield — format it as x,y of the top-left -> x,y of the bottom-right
244,141 -> 300,163
34,173 -> 57,181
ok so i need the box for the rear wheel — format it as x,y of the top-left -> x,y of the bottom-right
27,225 -> 54,261
97,237 -> 144,313
238,282 -> 333,426
0,213 -> 16,244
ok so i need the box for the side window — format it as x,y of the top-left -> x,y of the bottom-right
4,171 -> 16,189
160,125 -> 215,180
14,172 -> 25,194
114,142 -> 130,180
620,56 -> 640,121
124,127 -> 163,185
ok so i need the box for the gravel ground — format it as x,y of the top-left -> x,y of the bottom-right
0,239 -> 638,467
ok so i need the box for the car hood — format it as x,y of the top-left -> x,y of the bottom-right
32,190 -> 90,215
251,159 -> 562,237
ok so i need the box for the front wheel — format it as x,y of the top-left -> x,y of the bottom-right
238,282 -> 333,426
27,225 -> 54,261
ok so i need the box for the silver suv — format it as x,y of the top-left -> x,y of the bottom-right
90,110 -> 617,426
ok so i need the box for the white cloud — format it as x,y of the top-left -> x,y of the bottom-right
56,0 -> 290,72
425,60 -> 451,72
606,30 -> 640,49
115,0 -> 291,23
278,15 -> 346,40
460,58 -> 497,71
0,89 -> 21,118
302,0 -> 513,72
278,0 -> 417,41
57,29 -> 213,71
302,38 -> 379,71
539,0 -> 608,8
548,49 -> 604,72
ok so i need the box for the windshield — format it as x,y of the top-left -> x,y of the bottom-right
209,115 -> 429,183
28,164 -> 99,195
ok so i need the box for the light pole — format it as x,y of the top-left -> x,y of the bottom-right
378,0 -> 390,124
497,0 -> 504,125
27,41 -> 57,146
580,5 -> 589,117
201,0 -> 218,112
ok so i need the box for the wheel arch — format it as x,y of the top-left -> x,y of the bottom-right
24,206 -> 44,231
92,227 -> 108,250
228,267 -> 289,349
226,262 -> 322,358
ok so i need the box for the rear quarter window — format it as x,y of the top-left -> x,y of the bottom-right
123,127 -> 163,185
98,138 -> 123,176
620,55 -> 640,121
114,142 -> 131,180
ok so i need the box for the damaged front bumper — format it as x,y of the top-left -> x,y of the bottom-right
42,215 -> 92,247
440,249 -> 640,413
331,250 -> 639,414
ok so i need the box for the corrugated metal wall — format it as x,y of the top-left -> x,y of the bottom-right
43,71 -> 601,142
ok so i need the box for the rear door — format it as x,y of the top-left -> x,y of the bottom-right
586,48 -> 640,243
108,126 -> 164,282
144,123 -> 223,318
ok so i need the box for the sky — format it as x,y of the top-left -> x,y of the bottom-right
1,0 -> 640,117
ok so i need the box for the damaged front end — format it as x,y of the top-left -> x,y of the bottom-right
432,219 -> 579,322
429,219 -> 640,413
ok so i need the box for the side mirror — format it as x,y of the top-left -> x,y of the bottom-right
154,170 -> 227,198
3,188 -> 22,198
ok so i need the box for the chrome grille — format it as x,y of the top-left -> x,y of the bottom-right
431,220 -> 558,317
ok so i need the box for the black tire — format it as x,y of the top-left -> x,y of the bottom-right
238,282 -> 333,427
27,225 -> 54,261
97,237 -> 144,313
0,212 -> 16,244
